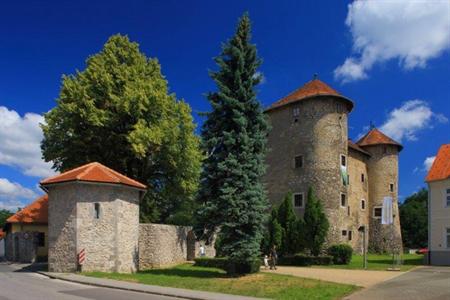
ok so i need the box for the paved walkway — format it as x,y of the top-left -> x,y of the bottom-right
263,266 -> 405,287
345,266 -> 450,300
39,271 -> 267,300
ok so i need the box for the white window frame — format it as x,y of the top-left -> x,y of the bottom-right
293,193 -> 304,208
340,193 -> 347,207
293,107 -> 300,117
445,188 -> 450,208
294,155 -> 304,169
373,206 -> 382,219
361,199 -> 366,210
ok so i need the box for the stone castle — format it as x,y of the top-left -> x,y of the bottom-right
264,78 -> 403,253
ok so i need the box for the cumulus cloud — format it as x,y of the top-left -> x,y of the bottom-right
0,106 -> 54,177
379,100 -> 448,142
423,156 -> 436,171
335,0 -> 450,83
0,178 -> 38,211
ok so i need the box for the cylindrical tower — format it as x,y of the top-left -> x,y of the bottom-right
357,128 -> 403,253
264,78 -> 354,247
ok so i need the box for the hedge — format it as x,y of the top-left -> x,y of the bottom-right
327,244 -> 353,264
194,257 -> 261,275
278,254 -> 332,266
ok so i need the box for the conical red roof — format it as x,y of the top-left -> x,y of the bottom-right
356,128 -> 403,151
7,194 -> 48,224
426,144 -> 450,182
40,162 -> 146,189
267,79 -> 353,112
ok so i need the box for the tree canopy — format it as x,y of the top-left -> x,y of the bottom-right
304,187 -> 329,256
399,188 -> 428,249
41,34 -> 202,224
0,209 -> 13,228
195,13 -> 269,267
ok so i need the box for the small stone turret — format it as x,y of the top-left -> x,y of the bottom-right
356,128 -> 403,253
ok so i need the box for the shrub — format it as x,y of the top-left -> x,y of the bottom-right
328,244 -> 353,264
278,254 -> 332,266
194,257 -> 261,275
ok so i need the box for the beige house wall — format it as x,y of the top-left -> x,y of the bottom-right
11,223 -> 48,256
428,179 -> 450,265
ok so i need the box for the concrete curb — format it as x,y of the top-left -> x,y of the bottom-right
37,271 -> 267,300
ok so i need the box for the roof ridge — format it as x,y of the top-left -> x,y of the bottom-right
76,162 -> 97,180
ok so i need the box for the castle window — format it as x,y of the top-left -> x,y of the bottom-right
347,205 -> 351,216
373,206 -> 382,218
293,107 -> 300,117
389,183 -> 394,192
94,203 -> 100,219
294,155 -> 304,168
348,230 -> 352,241
340,193 -> 347,207
293,193 -> 304,208
361,173 -> 365,182
342,230 -> 347,236
340,155 -> 347,167
37,232 -> 45,247
445,188 -> 450,207
361,199 -> 366,210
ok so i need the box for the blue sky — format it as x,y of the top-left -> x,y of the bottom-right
0,0 -> 449,210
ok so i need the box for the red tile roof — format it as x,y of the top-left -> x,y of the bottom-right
266,79 -> 354,112
40,162 -> 147,190
426,144 -> 450,182
6,194 -> 48,224
348,139 -> 371,156
356,128 -> 403,151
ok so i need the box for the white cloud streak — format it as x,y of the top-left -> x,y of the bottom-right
0,106 -> 54,178
0,178 -> 38,211
335,0 -> 450,83
379,100 -> 448,142
423,156 -> 436,171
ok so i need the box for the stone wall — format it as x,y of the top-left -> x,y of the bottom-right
4,232 -> 40,262
139,224 -> 215,270
264,96 -> 350,247
48,182 -> 140,273
364,144 -> 402,253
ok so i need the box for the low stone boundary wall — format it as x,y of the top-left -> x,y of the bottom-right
5,232 -> 39,263
138,223 -> 215,270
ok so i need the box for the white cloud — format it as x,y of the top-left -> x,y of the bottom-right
379,100 -> 448,142
0,106 -> 55,178
335,0 -> 450,83
423,156 -> 436,171
0,178 -> 38,211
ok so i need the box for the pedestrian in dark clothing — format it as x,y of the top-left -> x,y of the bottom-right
269,245 -> 278,270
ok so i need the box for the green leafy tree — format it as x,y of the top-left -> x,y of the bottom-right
277,193 -> 297,254
195,13 -> 269,269
400,188 -> 428,249
293,217 -> 306,253
304,187 -> 329,256
41,34 -> 202,224
0,209 -> 13,228
268,208 -> 282,250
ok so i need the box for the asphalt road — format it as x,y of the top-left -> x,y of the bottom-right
0,263 -> 180,300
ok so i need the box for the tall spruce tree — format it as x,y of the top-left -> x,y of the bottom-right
41,34 -> 202,224
304,187 -> 329,256
196,13 -> 268,268
277,193 -> 297,254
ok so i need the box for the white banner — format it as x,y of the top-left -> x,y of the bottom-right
382,196 -> 393,225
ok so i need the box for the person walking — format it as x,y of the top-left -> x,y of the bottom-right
270,245 -> 278,270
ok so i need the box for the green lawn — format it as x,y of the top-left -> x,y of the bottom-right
314,254 -> 424,271
84,264 -> 358,300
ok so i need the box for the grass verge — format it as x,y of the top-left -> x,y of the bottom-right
84,264 -> 358,300
314,253 -> 424,271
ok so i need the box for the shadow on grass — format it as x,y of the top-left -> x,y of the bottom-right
139,267 -> 228,279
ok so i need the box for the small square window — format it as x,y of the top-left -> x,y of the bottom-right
361,199 -> 366,210
374,207 -> 382,218
293,193 -> 304,208
293,107 -> 300,117
390,184 -> 394,192
37,232 -> 45,247
294,155 -> 303,168
94,203 -> 100,219
342,230 -> 347,236
446,189 -> 450,207
341,155 -> 347,167
361,174 -> 365,182
348,231 -> 352,241
341,193 -> 347,207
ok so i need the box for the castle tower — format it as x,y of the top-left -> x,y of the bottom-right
40,162 -> 146,273
356,128 -> 403,253
264,77 -> 354,247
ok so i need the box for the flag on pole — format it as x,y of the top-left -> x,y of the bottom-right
382,196 -> 393,225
